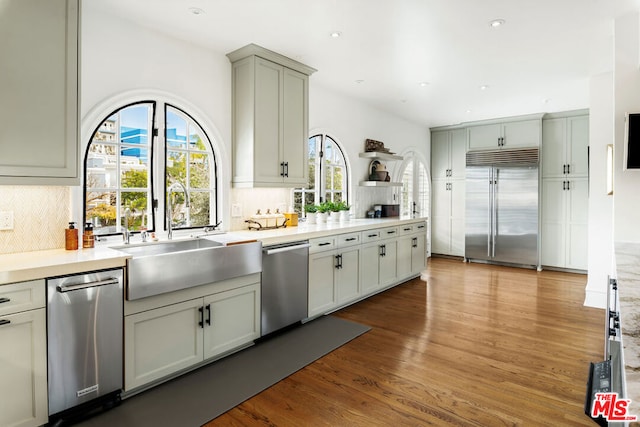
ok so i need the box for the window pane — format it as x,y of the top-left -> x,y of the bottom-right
189,192 -> 211,227
121,192 -> 149,231
86,191 -> 117,235
166,109 -> 187,149
120,105 -> 149,145
87,143 -> 117,189
167,151 -> 187,182
189,152 -> 210,189
120,148 -> 149,189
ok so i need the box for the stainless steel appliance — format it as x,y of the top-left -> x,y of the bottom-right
465,149 -> 539,268
261,241 -> 310,336
47,268 -> 124,420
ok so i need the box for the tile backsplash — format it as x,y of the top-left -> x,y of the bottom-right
0,186 -> 71,254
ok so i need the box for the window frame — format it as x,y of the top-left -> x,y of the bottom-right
398,151 -> 430,219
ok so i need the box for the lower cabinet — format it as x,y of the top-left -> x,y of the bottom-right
0,280 -> 48,427
124,276 -> 260,391
397,225 -> 427,277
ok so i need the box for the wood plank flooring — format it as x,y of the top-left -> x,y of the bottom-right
205,258 -> 604,426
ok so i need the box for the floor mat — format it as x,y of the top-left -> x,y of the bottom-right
76,315 -> 370,427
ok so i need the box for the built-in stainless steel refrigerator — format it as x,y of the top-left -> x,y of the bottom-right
465,149 -> 539,268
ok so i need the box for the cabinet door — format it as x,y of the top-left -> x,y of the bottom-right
450,129 -> 467,179
411,233 -> 427,275
379,240 -> 397,287
360,243 -> 381,295
431,180 -> 451,255
502,120 -> 540,149
0,0 -> 79,183
431,131 -> 450,180
566,179 -> 588,270
282,67 -> 309,186
396,235 -> 413,279
0,309 -> 47,427
568,116 -> 589,178
468,124 -> 501,150
203,284 -> 260,359
308,250 -> 338,317
125,299 -> 204,391
542,118 -> 567,178
253,58 -> 284,184
336,248 -> 360,305
449,179 -> 466,256
541,179 -> 566,267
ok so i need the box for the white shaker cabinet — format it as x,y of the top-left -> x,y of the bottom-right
431,129 -> 465,256
0,0 -> 79,185
541,113 -> 589,270
124,276 -> 260,391
227,44 -> 316,188
467,118 -> 541,151
0,280 -> 48,427
397,223 -> 427,278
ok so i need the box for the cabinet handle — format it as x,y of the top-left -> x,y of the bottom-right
417,225 -> 425,229
0,319 -> 10,326
379,244 -> 386,257
567,164 -> 570,174
563,164 -> 567,174
335,254 -> 343,269
387,230 -> 396,235
0,297 -> 10,304
206,304 -> 211,326
284,162 -> 289,178
345,237 -> 357,241
318,242 -> 332,246
412,237 -> 418,248
566,180 -> 570,190
280,162 -> 285,177
368,234 -> 378,238
198,306 -> 204,328
403,227 -> 411,231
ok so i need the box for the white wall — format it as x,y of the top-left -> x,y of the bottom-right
614,12 -> 640,243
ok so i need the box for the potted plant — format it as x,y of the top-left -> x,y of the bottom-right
337,201 -> 351,222
304,204 -> 318,224
316,202 -> 330,223
326,201 -> 341,222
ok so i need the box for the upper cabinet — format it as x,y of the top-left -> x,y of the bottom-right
541,114 -> 589,179
0,0 -> 79,185
467,117 -> 542,151
227,44 -> 317,188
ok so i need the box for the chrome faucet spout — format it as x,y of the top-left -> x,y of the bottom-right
123,208 -> 131,244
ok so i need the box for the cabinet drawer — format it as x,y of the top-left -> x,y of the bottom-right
413,222 -> 427,233
337,232 -> 361,248
380,226 -> 399,240
309,236 -> 337,253
398,224 -> 415,235
362,230 -> 381,243
0,279 -> 45,316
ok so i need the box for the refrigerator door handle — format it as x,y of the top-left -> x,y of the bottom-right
487,169 -> 493,258
491,168 -> 497,258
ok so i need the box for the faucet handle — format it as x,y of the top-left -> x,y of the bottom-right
141,230 -> 148,242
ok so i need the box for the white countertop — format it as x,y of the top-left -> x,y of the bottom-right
0,217 -> 427,286
614,241 -> 640,418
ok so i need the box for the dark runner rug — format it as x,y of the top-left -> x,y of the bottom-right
76,315 -> 370,427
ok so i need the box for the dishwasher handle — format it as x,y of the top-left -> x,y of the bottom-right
57,277 -> 121,293
263,243 -> 310,255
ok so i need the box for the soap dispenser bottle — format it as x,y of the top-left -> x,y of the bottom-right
83,222 -> 94,249
65,222 -> 78,250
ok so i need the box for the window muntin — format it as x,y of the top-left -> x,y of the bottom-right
84,101 -> 218,236
85,103 -> 154,236
294,133 -> 348,213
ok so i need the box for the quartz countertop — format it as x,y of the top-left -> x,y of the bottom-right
0,217 -> 427,286
0,247 -> 130,285
614,241 -> 640,419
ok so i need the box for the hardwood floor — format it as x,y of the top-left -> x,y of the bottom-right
206,258 -> 604,426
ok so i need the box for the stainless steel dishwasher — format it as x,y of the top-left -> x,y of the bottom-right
47,268 -> 123,421
261,240 -> 310,336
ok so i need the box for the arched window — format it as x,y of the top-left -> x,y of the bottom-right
84,101 -> 218,236
399,152 -> 430,218
294,133 -> 349,213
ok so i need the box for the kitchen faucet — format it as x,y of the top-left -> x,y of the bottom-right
123,207 -> 131,244
167,181 -> 190,240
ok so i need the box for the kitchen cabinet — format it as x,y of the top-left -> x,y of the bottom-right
541,113 -> 589,270
124,274 -> 260,391
308,233 -> 361,318
0,0 -> 79,185
397,223 -> 427,278
467,118 -> 541,151
360,227 -> 399,295
0,280 -> 48,427
431,128 -> 466,256
227,44 -> 316,188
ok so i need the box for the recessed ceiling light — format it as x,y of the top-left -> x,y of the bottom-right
419,81 -> 429,87
330,31 -> 342,38
480,85 -> 489,90
489,19 -> 505,28
355,79 -> 364,84
466,109 -> 472,114
189,7 -> 205,15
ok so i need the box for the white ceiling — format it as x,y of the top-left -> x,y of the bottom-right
93,0 -> 640,128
